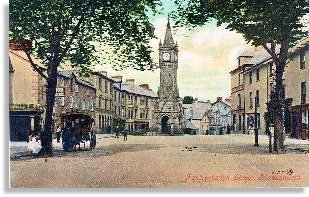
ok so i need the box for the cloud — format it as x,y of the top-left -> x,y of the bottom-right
95,17 -> 250,102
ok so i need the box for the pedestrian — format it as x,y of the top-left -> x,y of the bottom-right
62,126 -> 72,152
33,135 -> 42,156
56,125 -> 62,143
26,134 -> 35,154
227,124 -> 231,134
90,125 -> 97,149
115,127 -> 119,138
123,128 -> 128,141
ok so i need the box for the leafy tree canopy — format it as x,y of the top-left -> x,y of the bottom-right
183,96 -> 194,104
10,0 -> 162,73
174,0 -> 308,53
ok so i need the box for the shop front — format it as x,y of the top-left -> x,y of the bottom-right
290,104 -> 309,140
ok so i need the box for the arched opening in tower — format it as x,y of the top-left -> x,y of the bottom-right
161,115 -> 171,135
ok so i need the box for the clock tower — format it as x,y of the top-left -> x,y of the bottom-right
158,17 -> 179,100
151,17 -> 184,135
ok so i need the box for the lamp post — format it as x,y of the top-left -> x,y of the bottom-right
254,96 -> 259,146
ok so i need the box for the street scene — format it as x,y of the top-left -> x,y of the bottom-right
10,135 -> 309,188
8,0 -> 309,188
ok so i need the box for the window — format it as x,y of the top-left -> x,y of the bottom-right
91,102 -> 94,111
86,89 -> 90,96
70,78 -> 74,92
300,50 -> 305,69
70,96 -> 74,108
82,100 -> 86,110
238,94 -> 241,109
99,78 -> 102,90
98,96 -> 101,108
250,92 -> 253,108
75,98 -> 79,109
75,84 -> 79,93
249,72 -> 253,84
256,69 -> 260,81
61,97 -> 65,106
256,90 -> 260,106
238,115 -> 242,130
61,78 -> 65,87
301,82 -> 306,104
105,81 -> 108,93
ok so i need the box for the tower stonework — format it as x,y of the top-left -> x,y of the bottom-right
151,18 -> 184,135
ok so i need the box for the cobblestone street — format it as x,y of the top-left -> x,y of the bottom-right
10,135 -> 309,188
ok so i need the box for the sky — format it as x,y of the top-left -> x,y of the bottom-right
93,0 -> 251,102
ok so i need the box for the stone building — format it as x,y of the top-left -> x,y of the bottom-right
111,76 -> 125,131
182,98 -> 231,135
230,50 -> 253,134
53,70 -> 96,132
9,46 -> 45,141
113,79 -> 157,134
208,97 -> 231,134
229,37 -> 309,139
285,38 -> 309,139
182,99 -> 211,135
151,17 -> 184,135
82,71 -> 115,133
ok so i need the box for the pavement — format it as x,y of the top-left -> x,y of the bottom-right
9,133 -> 308,158
9,134 -> 116,157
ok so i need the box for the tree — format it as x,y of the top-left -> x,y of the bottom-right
183,96 -> 194,104
10,0 -> 161,155
174,0 -> 308,152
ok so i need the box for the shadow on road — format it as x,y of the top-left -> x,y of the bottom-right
11,143 -> 162,161
196,144 -> 270,155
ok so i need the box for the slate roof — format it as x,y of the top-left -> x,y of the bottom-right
113,82 -> 157,98
58,70 -> 96,89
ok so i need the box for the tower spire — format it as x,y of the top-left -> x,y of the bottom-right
163,15 -> 174,46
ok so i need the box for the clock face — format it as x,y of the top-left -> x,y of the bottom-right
163,52 -> 170,61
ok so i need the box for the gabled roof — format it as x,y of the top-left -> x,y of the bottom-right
113,82 -> 157,98
58,70 -> 96,89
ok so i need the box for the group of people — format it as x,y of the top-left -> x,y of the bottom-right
26,134 -> 42,156
115,127 -> 128,141
61,125 -> 97,152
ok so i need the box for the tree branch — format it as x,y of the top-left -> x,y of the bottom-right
59,14 -> 85,61
262,43 -> 278,63
11,49 -> 48,80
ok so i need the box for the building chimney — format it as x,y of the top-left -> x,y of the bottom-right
126,79 -> 135,86
111,75 -> 123,82
139,84 -> 149,90
217,97 -> 222,102
9,40 -> 32,51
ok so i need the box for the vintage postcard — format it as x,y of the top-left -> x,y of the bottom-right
8,0 -> 309,188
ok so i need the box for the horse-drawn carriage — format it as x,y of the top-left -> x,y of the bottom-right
61,113 -> 96,151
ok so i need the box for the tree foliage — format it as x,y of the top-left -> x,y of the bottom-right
183,96 -> 194,104
10,0 -> 161,72
174,0 -> 308,46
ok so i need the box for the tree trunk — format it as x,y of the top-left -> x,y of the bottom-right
41,62 -> 59,155
272,53 -> 287,153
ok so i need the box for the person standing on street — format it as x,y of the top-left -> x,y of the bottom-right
123,128 -> 128,141
56,125 -> 62,143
